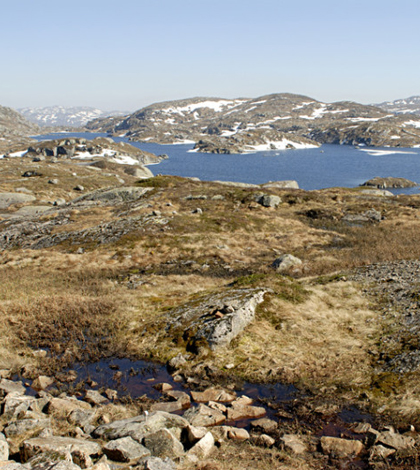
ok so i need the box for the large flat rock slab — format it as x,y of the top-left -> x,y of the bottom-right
165,288 -> 267,351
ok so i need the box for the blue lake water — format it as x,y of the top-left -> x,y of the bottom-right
34,132 -> 420,195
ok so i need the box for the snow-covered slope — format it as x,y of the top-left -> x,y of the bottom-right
375,96 -> 420,115
18,106 -> 130,128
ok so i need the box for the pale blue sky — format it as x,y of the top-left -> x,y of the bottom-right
2,0 -> 419,111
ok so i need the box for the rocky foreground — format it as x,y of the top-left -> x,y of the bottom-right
3,150 -> 420,467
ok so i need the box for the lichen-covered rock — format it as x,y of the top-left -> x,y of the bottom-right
183,404 -> 226,427
142,429 -> 184,459
165,288 -> 267,351
320,436 -> 364,458
361,176 -> 417,189
0,192 -> 36,209
72,187 -> 152,205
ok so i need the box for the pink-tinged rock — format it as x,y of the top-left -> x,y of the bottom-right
321,436 -> 365,458
191,388 -> 236,403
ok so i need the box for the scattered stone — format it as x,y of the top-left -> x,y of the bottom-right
46,397 -> 92,416
103,436 -> 151,462
375,429 -> 415,450
250,434 -> 275,447
143,429 -> 184,459
183,404 -> 226,427
68,409 -> 96,429
139,456 -> 176,470
0,378 -> 26,396
185,425 -> 208,445
226,428 -> 250,441
31,376 -> 54,391
226,403 -> 266,421
20,436 -> 101,463
250,418 -> 277,433
5,417 -> 51,437
48,179 -> 59,185
320,436 -> 365,458
280,434 -> 307,455
185,431 -> 215,462
84,390 -> 108,406
272,254 -> 302,272
369,444 -> 396,460
257,194 -> 282,208
74,185 -> 84,191
191,388 -> 236,403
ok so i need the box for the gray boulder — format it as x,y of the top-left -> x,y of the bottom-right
139,456 -> 176,470
72,187 -> 152,205
0,378 -> 26,396
183,404 -> 226,427
20,436 -> 101,463
142,429 -> 184,459
272,254 -> 302,273
123,166 -> 154,179
5,417 -> 51,437
261,181 -> 299,189
103,436 -> 150,462
165,288 -> 267,351
257,194 -> 282,208
93,411 -> 189,442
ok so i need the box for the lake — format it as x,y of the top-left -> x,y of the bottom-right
34,132 -> 420,195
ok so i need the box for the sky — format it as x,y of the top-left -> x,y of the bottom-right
1,0 -> 420,111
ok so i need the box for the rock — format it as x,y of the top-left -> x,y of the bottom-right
226,404 -> 266,421
280,434 -> 308,454
190,388 -> 236,403
48,179 -> 59,185
21,436 -> 101,463
2,394 -> 36,417
84,390 -> 108,406
149,402 -> 187,413
361,176 -> 417,189
0,433 -> 9,461
272,254 -> 302,272
73,187 -> 152,205
31,375 -> 54,391
369,444 -> 396,460
143,429 -> 184,459
167,354 -> 187,372
93,411 -> 189,442
250,434 -> 275,447
0,192 -> 36,209
54,198 -> 67,206
250,418 -> 277,433
375,429 -> 415,450
123,166 -> 154,179
359,189 -> 394,197
185,431 -> 214,462
103,436 -> 150,462
4,417 -> 51,437
226,428 -> 250,441
257,194 -> 282,208
153,383 -> 173,393
47,397 -> 92,416
261,181 -> 299,189
22,171 -> 42,178
165,288 -> 267,351
0,378 -> 26,396
68,409 -> 96,429
183,404 -> 226,427
185,425 -> 208,445
320,436 -> 364,458
139,456 -> 176,470
74,185 -> 84,191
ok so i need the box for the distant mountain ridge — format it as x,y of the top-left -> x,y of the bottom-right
18,106 -> 130,128
374,96 -> 420,116
86,93 -> 420,153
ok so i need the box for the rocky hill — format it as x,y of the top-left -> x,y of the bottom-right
0,105 -> 39,154
375,96 -> 420,115
86,93 -> 420,153
19,106 -> 130,128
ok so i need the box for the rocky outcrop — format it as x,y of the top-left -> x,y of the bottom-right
165,288 -> 268,351
360,176 -> 417,189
